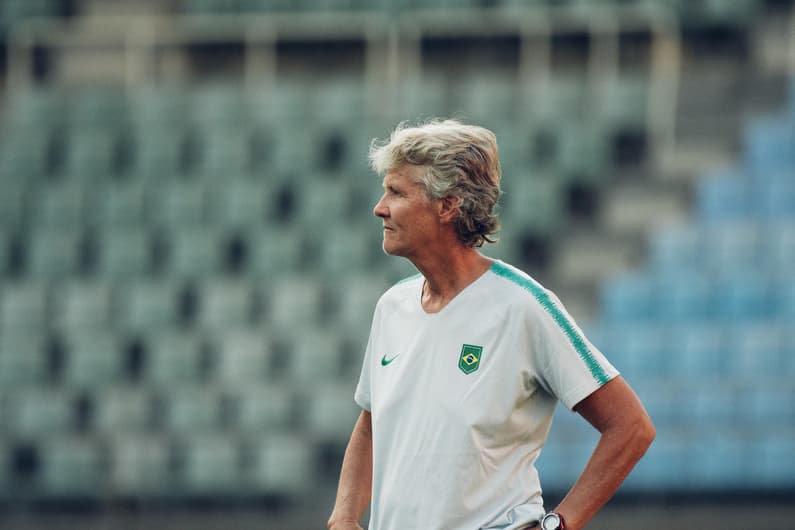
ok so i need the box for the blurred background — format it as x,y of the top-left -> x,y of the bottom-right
0,0 -> 793,529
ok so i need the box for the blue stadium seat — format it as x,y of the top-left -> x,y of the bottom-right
666,323 -> 726,379
725,324 -> 786,377
752,429 -> 795,488
696,170 -> 751,224
648,224 -> 703,274
743,115 -> 795,176
764,222 -> 795,277
685,429 -> 747,490
712,273 -> 772,322
599,324 -> 669,380
599,272 -> 655,322
702,223 -> 761,275
756,174 -> 795,221
655,273 -> 714,322
621,430 -> 689,491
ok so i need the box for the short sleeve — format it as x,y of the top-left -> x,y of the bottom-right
530,290 -> 619,411
354,302 -> 381,411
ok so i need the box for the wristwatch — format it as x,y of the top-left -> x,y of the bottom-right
540,512 -> 566,530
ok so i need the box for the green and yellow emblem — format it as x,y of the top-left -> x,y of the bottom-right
458,344 -> 483,375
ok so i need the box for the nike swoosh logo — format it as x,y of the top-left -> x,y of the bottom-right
381,353 -> 400,366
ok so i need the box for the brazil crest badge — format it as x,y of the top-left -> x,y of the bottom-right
458,344 -> 483,375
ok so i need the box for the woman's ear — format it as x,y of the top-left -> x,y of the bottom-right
437,195 -> 462,224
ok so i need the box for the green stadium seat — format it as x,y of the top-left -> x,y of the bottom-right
593,75 -> 650,130
311,223 -> 378,275
129,122 -> 188,178
0,128 -> 51,182
196,278 -> 255,331
66,86 -> 127,131
0,183 -> 28,232
330,273 -> 389,338
212,329 -> 272,384
206,178 -> 271,231
246,433 -> 313,495
61,331 -> 126,388
39,436 -> 105,498
149,179 -> 208,229
398,75 -> 450,121
191,84 -> 249,128
285,328 -> 347,382
26,227 -> 83,280
0,333 -> 48,386
52,280 -> 114,331
94,227 -> 153,279
32,180 -> 86,229
245,226 -> 307,278
194,125 -> 253,175
500,173 -> 565,234
93,386 -> 154,434
303,383 -> 360,443
161,227 -> 223,280
109,435 -> 173,497
229,385 -> 293,433
62,128 -> 119,180
266,275 -> 325,328
89,179 -> 148,228
5,388 -> 75,438
0,281 -> 49,333
161,385 -> 222,434
144,331 -> 204,384
117,279 -> 180,334
180,435 -> 241,496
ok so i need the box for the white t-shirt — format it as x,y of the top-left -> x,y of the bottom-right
355,260 -> 618,530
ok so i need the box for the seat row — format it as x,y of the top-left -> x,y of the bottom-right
0,383 -> 358,441
0,432 -> 322,500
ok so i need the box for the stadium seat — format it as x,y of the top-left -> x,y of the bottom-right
228,385 -> 294,433
31,180 -> 87,229
161,385 -> 223,434
245,226 -> 307,278
61,331 -> 127,388
180,435 -> 241,496
266,275 -> 325,328
128,122 -> 188,178
648,224 -> 703,274
26,227 -> 84,279
93,386 -> 155,434
0,281 -> 49,333
329,273 -> 390,337
61,128 -> 119,180
666,323 -> 726,379
116,279 -> 180,334
89,179 -> 148,228
702,223 -> 761,275
0,333 -> 49,386
599,272 -> 655,322
598,324 -> 668,380
212,329 -> 273,384
685,429 -> 747,489
160,227 -> 223,280
696,170 -> 751,223
195,278 -> 255,331
303,384 -> 360,442
743,115 -> 795,176
310,223 -> 378,275
194,125 -> 253,176
52,280 -> 114,331
655,273 -> 714,322
148,179 -> 208,229
206,177 -> 271,231
756,174 -> 795,221
753,429 -> 795,488
500,174 -> 565,235
284,328 -> 348,383
0,183 -> 28,232
38,436 -> 105,498
109,435 -> 173,497
144,331 -> 205,384
622,430 -> 689,491
725,324 -> 786,377
245,433 -> 313,495
4,388 -> 75,438
712,273 -> 772,322
93,227 -> 153,279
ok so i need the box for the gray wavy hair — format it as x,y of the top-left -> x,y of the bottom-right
369,119 -> 502,248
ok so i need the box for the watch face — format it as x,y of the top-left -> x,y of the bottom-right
542,513 -> 560,530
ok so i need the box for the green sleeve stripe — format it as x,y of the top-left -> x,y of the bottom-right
490,261 -> 610,385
